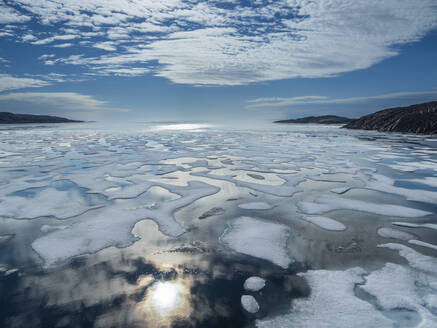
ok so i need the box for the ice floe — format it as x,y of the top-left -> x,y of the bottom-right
220,216 -> 291,268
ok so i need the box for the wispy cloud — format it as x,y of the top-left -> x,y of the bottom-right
245,90 -> 437,110
1,0 -> 437,85
0,92 -> 130,113
0,74 -> 50,92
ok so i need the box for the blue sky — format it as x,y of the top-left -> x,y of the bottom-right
1,0 -> 437,122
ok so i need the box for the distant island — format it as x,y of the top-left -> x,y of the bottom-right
274,115 -> 353,124
0,112 -> 83,124
343,101 -> 437,134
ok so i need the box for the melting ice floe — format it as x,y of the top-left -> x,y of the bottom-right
298,195 -> 431,218
220,217 -> 291,268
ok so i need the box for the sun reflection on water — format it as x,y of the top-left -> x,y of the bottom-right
151,281 -> 182,313
138,277 -> 192,327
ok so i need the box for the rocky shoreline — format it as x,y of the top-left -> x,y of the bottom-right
343,101 -> 437,134
0,112 -> 83,124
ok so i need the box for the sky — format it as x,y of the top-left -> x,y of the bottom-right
1,0 -> 437,123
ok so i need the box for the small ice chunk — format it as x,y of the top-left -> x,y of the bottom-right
241,295 -> 260,313
302,216 -> 346,231
238,202 -> 273,210
244,276 -> 266,291
408,239 -> 437,251
298,195 -> 431,218
377,227 -> 414,241
392,221 -> 437,231
220,216 -> 292,268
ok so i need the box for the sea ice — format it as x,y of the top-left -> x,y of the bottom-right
241,295 -> 260,313
32,181 -> 219,266
302,216 -> 346,231
220,216 -> 292,268
298,195 -> 431,218
244,276 -> 266,292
